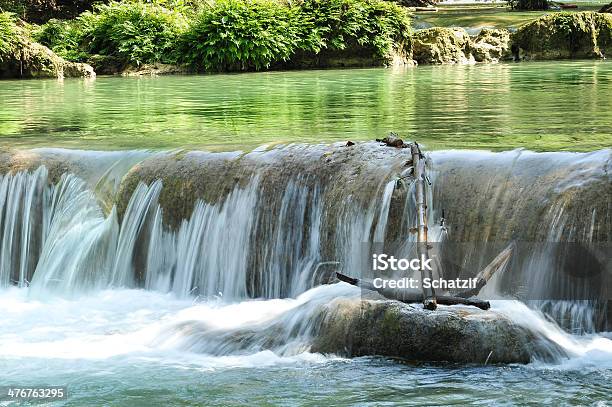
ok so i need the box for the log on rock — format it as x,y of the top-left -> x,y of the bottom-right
336,272 -> 491,310
335,242 -> 514,311
376,132 -> 408,148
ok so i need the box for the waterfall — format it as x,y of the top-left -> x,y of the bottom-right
0,144 -> 409,302
430,149 -> 611,331
0,145 -> 609,333
29,174 -> 119,296
0,167 -> 51,287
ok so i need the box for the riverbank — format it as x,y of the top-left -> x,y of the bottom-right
1,1 -> 612,79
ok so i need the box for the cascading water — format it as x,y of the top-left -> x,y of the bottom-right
430,148 -> 611,332
0,144 -> 610,379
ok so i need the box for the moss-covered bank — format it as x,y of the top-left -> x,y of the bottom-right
2,7 -> 612,79
0,12 -> 93,78
408,12 -> 612,65
512,11 -> 612,60
33,0 -> 413,74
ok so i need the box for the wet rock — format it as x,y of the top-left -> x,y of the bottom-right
511,12 -> 612,60
153,288 -> 565,364
411,27 -> 474,64
376,132 -> 407,148
121,63 -> 190,77
0,149 -> 75,182
472,28 -> 512,63
313,297 -> 566,363
0,42 -> 94,79
600,2 -> 612,13
279,47 -> 414,70
87,54 -> 126,75
63,59 -> 95,78
116,142 -> 414,230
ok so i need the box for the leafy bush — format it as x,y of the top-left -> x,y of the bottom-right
0,12 -> 26,60
179,0 -> 411,71
506,0 -> 548,11
79,1 -> 187,65
22,0 -> 412,70
301,0 -> 411,57
179,0 -> 307,71
33,18 -> 88,61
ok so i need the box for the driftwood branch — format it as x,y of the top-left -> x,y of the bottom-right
411,142 -> 437,309
335,243 -> 514,311
336,272 -> 491,310
454,243 -> 514,298
334,141 -> 513,311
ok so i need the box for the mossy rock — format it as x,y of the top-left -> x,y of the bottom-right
87,54 -> 127,75
411,27 -> 474,64
281,44 -> 414,70
312,297 -> 567,363
0,14 -> 94,79
512,12 -> 612,60
0,40 -> 94,79
472,28 -> 512,63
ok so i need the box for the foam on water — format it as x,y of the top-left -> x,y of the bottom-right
0,284 -> 356,368
1,283 -> 611,372
491,299 -> 612,370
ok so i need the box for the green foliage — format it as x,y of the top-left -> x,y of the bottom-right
179,0 -> 307,70
0,12 -> 16,58
33,18 -> 88,61
22,0 -> 412,70
512,12 -> 612,58
301,0 -> 411,56
506,0 -> 548,11
180,0 -> 411,71
0,12 -> 27,60
79,1 -> 187,65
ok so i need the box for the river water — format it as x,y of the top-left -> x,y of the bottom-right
1,287 -> 611,406
0,62 -> 611,406
1,61 -> 611,151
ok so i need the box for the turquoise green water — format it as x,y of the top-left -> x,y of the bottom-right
1,60 -> 611,151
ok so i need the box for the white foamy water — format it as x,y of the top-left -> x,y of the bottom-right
491,300 -> 612,370
0,284 -> 610,371
0,284 -> 357,367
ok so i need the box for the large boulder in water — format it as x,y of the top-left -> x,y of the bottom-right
600,2 -> 612,13
411,27 -> 474,64
472,28 -> 512,63
511,12 -> 612,60
313,296 -> 564,363
154,285 -> 565,364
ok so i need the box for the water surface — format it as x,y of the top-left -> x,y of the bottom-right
1,60 -> 611,151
